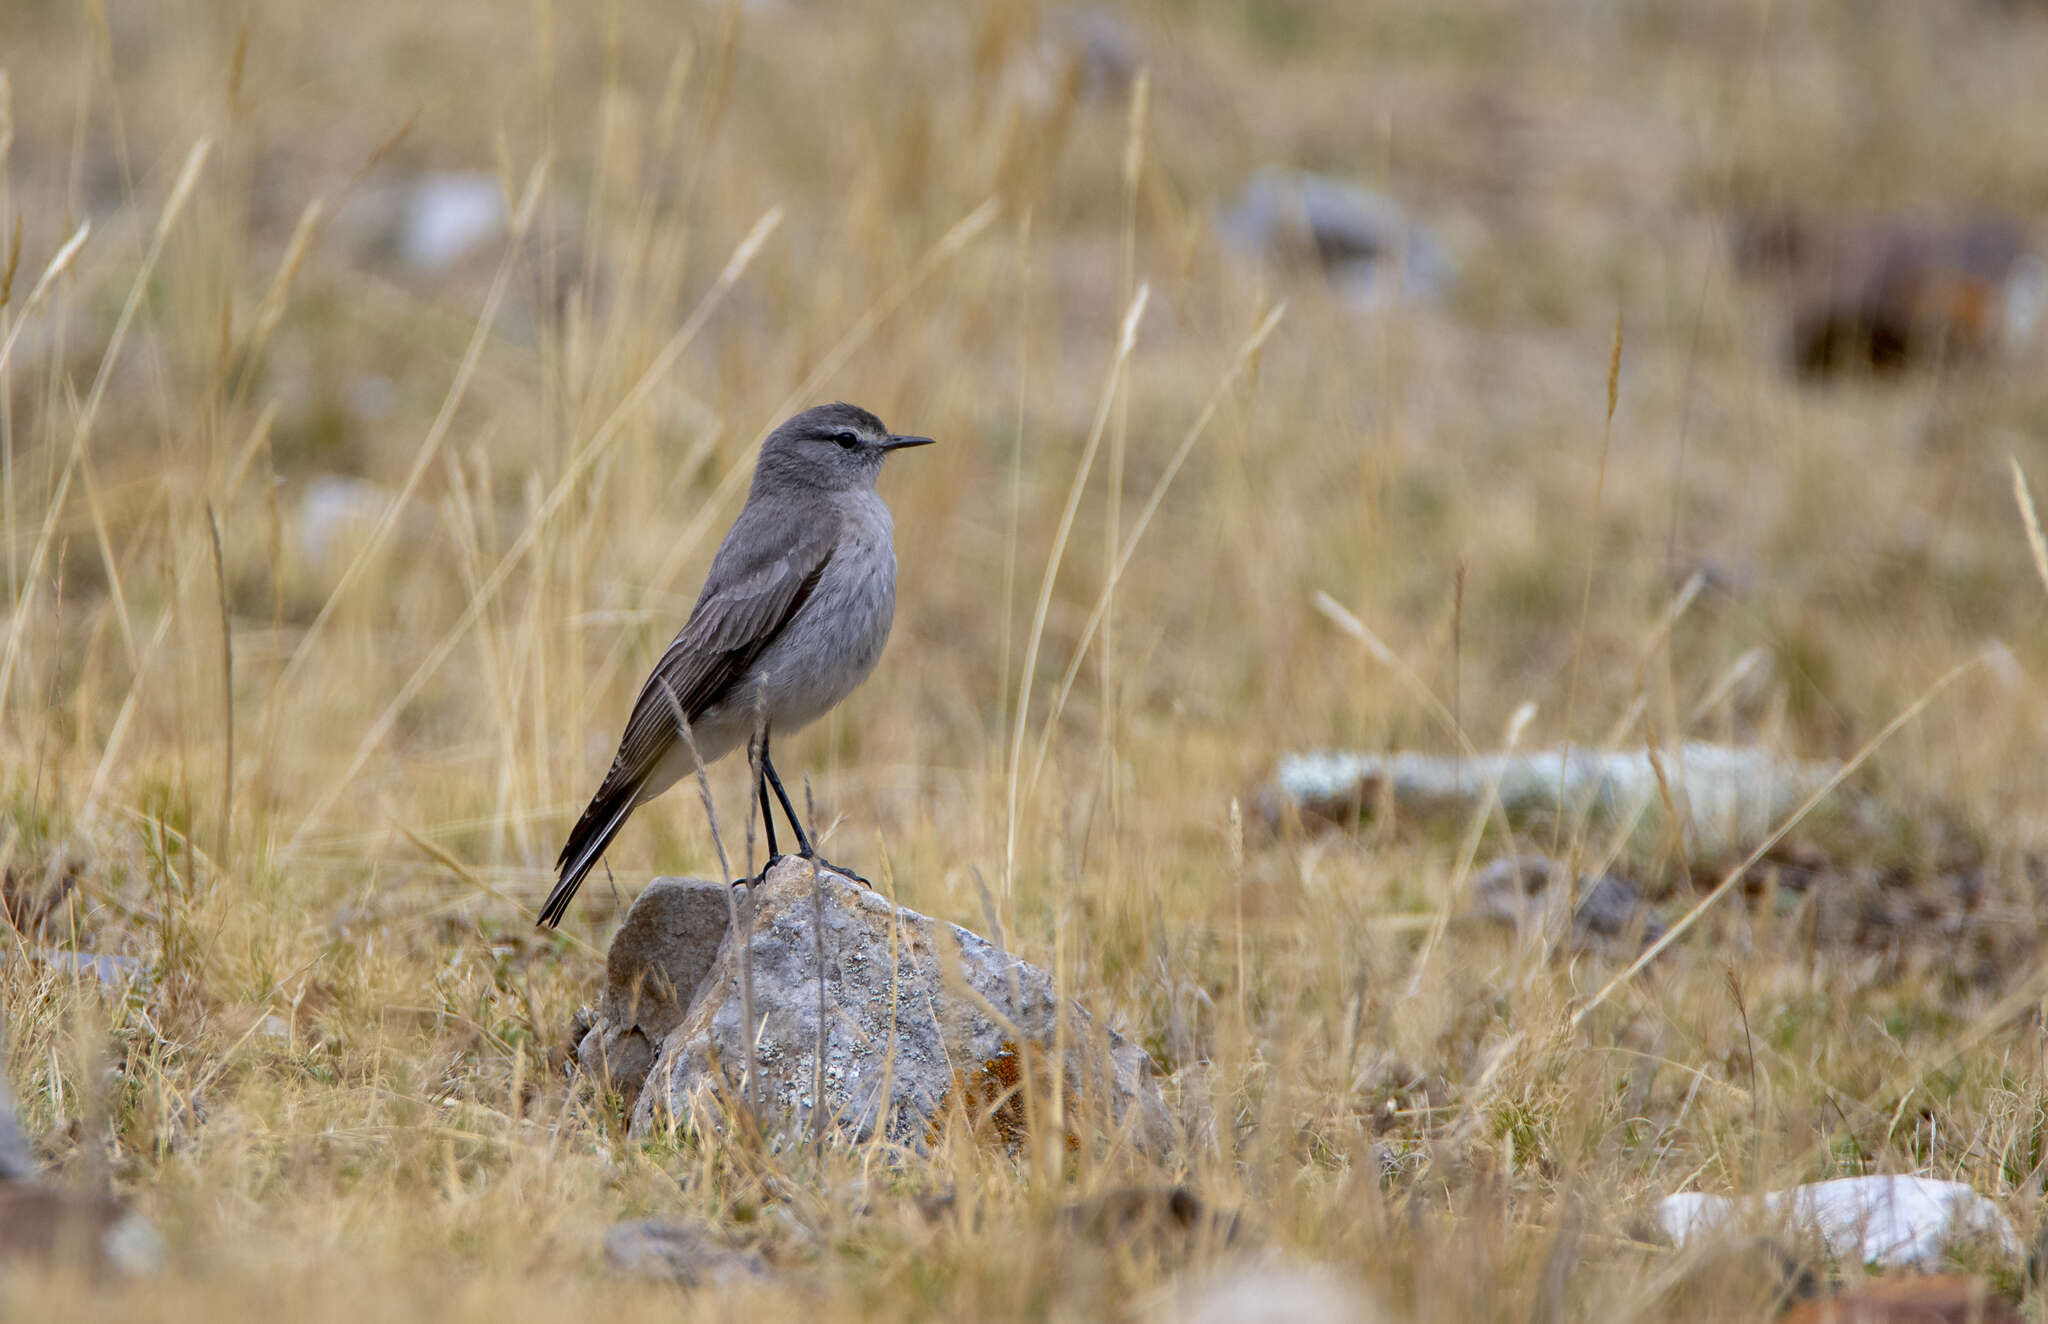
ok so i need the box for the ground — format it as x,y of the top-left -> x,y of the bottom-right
4,0 -> 2048,1318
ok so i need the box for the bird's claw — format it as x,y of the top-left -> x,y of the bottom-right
811,855 -> 871,888
739,853 -> 872,888
796,851 -> 871,888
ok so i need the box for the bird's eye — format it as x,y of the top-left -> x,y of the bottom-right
834,430 -> 861,449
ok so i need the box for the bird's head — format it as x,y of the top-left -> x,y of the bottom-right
754,402 -> 935,495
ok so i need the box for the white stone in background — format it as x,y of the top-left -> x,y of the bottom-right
1270,742 -> 1845,861
398,172 -> 506,272
1656,1176 -> 2024,1271
2002,255 -> 2047,348
99,1209 -> 166,1278
296,475 -> 394,566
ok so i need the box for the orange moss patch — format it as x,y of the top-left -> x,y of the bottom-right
930,1041 -> 1082,1153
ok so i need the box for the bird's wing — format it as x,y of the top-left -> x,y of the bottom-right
576,506 -> 841,824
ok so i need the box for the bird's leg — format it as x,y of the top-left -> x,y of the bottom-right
760,749 -> 870,888
756,760 -> 781,861
759,747 -> 814,857
746,728 -> 781,886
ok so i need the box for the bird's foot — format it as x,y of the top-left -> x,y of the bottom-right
731,856 -> 790,888
741,854 -> 872,888
800,851 -> 871,888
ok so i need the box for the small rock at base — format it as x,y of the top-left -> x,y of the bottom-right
1657,1176 -> 2024,1271
576,877 -> 733,1103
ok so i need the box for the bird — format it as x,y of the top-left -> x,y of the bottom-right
538,402 -> 934,928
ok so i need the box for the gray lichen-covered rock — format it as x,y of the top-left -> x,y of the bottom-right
576,877 -> 734,1102
628,858 -> 1170,1154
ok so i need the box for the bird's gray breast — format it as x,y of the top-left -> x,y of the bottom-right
751,493 -> 897,732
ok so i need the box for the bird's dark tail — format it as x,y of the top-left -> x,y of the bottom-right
539,786 -> 637,927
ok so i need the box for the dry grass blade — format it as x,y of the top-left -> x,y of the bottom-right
2010,455 -> 2048,598
1311,590 -> 1475,755
391,821 -> 596,956
2,139 -> 210,712
1026,302 -> 1284,796
1003,283 -> 1149,895
208,504 -> 232,865
0,219 -> 89,372
272,157 -> 549,701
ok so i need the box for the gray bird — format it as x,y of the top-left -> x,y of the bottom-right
539,402 -> 934,927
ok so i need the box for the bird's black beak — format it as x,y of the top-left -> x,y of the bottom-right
880,433 -> 936,451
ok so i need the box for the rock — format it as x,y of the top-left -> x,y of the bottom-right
629,858 -> 1170,1153
1732,212 -> 2044,376
334,171 -> 508,276
396,173 -> 507,273
577,877 -> 735,1103
295,474 -> 440,571
1266,742 -> 1850,865
1156,1261 -> 1381,1324
1777,1275 -> 2020,1324
1470,854 -> 1665,952
1657,1177 -> 2024,1272
1220,170 -> 1453,309
297,475 -> 393,567
601,1217 -> 769,1289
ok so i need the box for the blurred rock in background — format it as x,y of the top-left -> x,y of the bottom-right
1221,169 -> 1454,310
1732,212 -> 2044,376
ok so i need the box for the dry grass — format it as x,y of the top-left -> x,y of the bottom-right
6,0 -> 2048,1316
